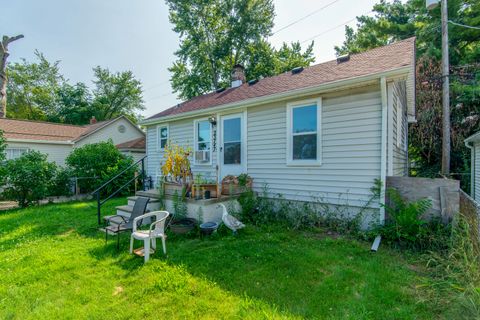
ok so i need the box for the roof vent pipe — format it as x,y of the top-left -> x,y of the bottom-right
336,54 -> 350,64
231,64 -> 246,88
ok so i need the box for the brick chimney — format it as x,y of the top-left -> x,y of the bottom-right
90,116 -> 97,124
231,64 -> 246,88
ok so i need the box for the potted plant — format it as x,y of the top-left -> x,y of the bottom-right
191,173 -> 218,199
161,144 -> 193,196
221,173 -> 253,195
169,188 -> 197,234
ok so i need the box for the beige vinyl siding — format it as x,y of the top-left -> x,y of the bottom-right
6,141 -> 72,166
146,118 -> 218,183
474,142 -> 480,201
247,85 -> 382,208
391,80 -> 408,176
75,118 -> 144,147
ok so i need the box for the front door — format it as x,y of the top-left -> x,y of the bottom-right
220,113 -> 245,179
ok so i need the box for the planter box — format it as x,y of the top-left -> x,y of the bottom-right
163,181 -> 186,196
192,183 -> 218,199
221,181 -> 252,196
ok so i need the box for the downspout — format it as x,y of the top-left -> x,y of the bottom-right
380,77 -> 388,224
387,82 -> 394,176
465,140 -> 474,198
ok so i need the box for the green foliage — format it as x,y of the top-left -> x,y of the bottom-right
2,151 -> 57,207
166,0 -> 315,100
172,188 -> 188,220
379,188 -> 450,251
66,141 -> 135,195
6,52 -> 144,124
91,66 -> 144,122
6,50 -> 65,121
335,0 -> 480,186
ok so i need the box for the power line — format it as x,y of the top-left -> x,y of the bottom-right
448,20 -> 480,30
145,91 -> 176,102
300,11 -> 372,44
143,80 -> 170,92
272,0 -> 343,36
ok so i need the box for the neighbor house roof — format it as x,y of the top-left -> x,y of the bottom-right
116,137 -> 146,151
147,37 -> 416,121
0,116 -> 136,143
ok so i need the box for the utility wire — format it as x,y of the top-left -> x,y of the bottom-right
272,0 -> 343,35
448,20 -> 480,30
143,80 -> 170,91
300,11 -> 372,44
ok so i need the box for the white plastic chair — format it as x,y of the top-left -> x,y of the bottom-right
130,211 -> 170,263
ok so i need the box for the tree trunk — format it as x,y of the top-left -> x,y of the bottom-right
0,34 -> 24,118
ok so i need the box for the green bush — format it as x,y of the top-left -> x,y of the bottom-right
66,141 -> 136,195
50,167 -> 73,197
378,188 -> 450,251
2,151 -> 57,207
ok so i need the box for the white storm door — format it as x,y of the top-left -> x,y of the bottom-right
220,113 -> 246,178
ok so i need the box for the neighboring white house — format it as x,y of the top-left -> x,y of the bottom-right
0,115 -> 145,166
140,38 -> 417,224
465,133 -> 480,201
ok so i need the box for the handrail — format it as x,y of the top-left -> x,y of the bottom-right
91,155 -> 147,196
93,155 -> 148,225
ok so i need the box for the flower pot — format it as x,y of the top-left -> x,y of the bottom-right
170,218 -> 197,234
163,182 -> 186,196
221,181 -> 252,195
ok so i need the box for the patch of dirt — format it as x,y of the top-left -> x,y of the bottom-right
0,201 -> 18,211
303,230 -> 343,240
113,286 -> 124,296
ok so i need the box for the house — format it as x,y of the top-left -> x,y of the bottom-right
140,38 -> 416,225
465,133 -> 480,201
0,115 -> 145,166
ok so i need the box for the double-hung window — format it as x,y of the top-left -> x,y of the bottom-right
194,119 -> 212,164
158,125 -> 168,150
6,148 -> 29,160
286,98 -> 322,166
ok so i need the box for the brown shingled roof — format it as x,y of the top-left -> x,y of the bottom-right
116,137 -> 146,150
0,118 -> 113,142
148,37 -> 416,120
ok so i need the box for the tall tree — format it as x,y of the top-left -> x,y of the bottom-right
7,50 -> 65,121
0,34 -> 24,118
55,82 -> 94,124
334,0 -> 480,189
91,66 -> 144,122
167,0 -> 274,99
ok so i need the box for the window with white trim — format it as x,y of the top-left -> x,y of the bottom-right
194,119 -> 212,164
6,148 -> 29,160
157,125 -> 168,150
287,98 -> 322,165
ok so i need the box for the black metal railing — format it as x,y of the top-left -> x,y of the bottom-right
91,156 -> 148,225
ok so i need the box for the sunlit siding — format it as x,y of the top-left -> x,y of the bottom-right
75,118 -> 144,147
5,141 -> 72,166
146,119 -> 218,184
247,85 -> 382,208
392,80 -> 408,176
475,143 -> 480,201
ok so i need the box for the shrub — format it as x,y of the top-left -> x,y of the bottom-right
66,141 -> 136,195
2,151 -> 57,207
378,188 -> 450,251
50,167 -> 73,197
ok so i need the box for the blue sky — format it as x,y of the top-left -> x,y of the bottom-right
2,0 -> 381,117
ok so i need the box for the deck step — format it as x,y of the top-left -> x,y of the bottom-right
127,196 -> 160,203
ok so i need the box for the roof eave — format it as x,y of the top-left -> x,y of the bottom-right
141,66 -> 412,126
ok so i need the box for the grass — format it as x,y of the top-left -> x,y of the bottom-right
0,198 -> 459,319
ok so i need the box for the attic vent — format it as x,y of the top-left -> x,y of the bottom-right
337,54 -> 350,64
248,79 -> 258,86
291,67 -> 304,75
216,87 -> 226,93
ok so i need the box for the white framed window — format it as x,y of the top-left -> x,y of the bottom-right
157,125 -> 168,150
6,148 -> 29,160
194,119 -> 212,165
286,98 -> 322,166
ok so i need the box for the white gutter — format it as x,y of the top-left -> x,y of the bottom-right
6,138 -> 74,145
141,66 -> 412,126
380,76 -> 388,224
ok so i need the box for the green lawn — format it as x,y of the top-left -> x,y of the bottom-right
0,199 -> 453,319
